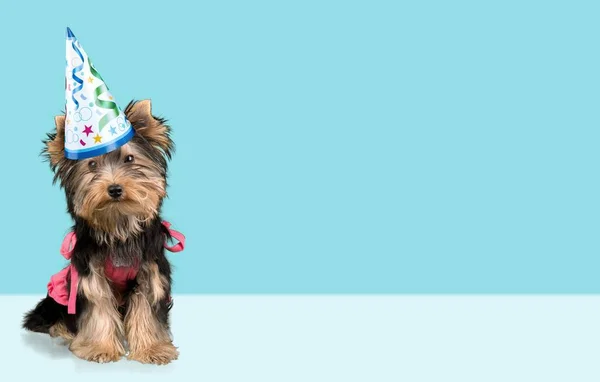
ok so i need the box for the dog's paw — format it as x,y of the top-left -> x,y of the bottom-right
70,342 -> 125,363
128,342 -> 179,365
87,350 -> 123,363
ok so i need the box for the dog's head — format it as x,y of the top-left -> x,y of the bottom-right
43,99 -> 174,242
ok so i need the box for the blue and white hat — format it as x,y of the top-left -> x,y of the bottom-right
64,27 -> 134,160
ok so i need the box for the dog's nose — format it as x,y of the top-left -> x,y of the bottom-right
107,184 -> 123,199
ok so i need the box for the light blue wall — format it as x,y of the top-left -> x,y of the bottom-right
1,0 -> 599,293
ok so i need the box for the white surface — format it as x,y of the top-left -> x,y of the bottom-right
5,295 -> 600,381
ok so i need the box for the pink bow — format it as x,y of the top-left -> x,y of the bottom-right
162,221 -> 185,252
52,221 -> 185,314
58,232 -> 78,314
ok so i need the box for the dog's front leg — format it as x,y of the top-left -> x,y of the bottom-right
69,264 -> 126,363
125,262 -> 178,365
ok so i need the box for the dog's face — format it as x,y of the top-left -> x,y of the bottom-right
44,100 -> 174,242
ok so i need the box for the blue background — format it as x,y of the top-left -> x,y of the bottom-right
1,0 -> 599,293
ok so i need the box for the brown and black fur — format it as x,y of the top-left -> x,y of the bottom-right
22,100 -> 180,364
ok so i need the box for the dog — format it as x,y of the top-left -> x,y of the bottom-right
22,99 -> 183,365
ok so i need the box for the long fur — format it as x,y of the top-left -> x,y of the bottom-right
23,100 -> 180,364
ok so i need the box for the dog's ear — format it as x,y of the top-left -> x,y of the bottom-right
125,99 -> 174,158
43,115 -> 66,169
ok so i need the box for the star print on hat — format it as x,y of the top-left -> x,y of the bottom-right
63,27 -> 134,160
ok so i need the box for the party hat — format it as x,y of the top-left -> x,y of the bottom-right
63,27 -> 134,160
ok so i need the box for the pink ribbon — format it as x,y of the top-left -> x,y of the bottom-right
58,232 -> 78,314
54,221 -> 185,314
162,221 -> 185,252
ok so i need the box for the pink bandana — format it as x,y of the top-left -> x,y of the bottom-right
47,221 -> 185,314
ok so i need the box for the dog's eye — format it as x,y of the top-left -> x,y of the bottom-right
124,155 -> 134,163
88,161 -> 97,170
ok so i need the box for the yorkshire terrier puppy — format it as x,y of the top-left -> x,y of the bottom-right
22,99 -> 182,365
